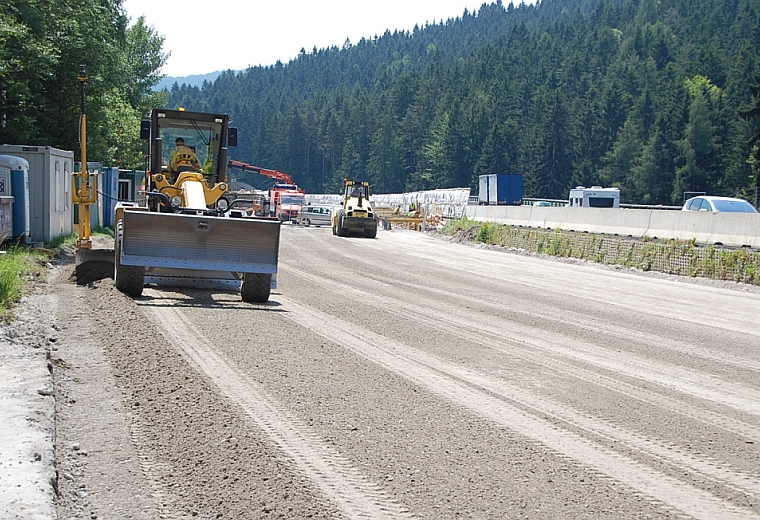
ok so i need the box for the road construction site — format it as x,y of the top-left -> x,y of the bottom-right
3,225 -> 760,520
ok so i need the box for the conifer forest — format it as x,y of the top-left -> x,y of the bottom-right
3,0 -> 760,204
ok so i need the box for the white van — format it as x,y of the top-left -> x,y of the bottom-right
297,205 -> 334,227
568,186 -> 620,208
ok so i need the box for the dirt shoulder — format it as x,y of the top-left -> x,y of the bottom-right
0,235 -> 157,520
0,278 -> 57,520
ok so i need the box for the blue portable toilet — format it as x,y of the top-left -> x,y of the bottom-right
101,167 -> 119,228
0,155 -> 30,242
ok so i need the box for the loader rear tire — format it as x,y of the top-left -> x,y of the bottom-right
114,221 -> 144,297
241,273 -> 271,303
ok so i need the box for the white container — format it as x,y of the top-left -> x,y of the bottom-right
0,145 -> 74,243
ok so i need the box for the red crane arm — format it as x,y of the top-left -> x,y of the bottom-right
228,160 -> 294,184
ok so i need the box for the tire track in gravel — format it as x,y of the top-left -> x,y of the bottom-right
280,257 -> 760,442
281,265 -> 760,498
275,293 -> 760,520
324,229 -> 760,337
142,290 -> 415,520
280,240 -> 760,418
287,230 -> 760,374
362,273 -> 760,416
413,270 -> 760,374
127,418 -> 183,520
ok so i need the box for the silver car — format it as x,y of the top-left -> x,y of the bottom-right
682,196 -> 758,213
298,205 -> 334,227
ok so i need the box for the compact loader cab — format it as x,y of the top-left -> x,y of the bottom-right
140,108 -> 237,212
332,179 -> 378,238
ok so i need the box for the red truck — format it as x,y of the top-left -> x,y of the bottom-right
228,160 -> 305,222
269,183 -> 305,222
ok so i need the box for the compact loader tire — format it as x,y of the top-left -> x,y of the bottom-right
114,221 -> 144,297
241,273 -> 272,303
336,212 -> 349,237
364,222 -> 377,238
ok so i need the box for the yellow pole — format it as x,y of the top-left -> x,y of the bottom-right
76,65 -> 92,250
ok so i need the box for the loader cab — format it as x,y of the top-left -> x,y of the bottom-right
141,109 -> 237,187
344,181 -> 370,201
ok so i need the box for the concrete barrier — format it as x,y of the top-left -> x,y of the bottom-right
465,206 -> 760,248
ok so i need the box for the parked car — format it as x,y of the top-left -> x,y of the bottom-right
532,200 -> 552,207
297,204 -> 335,226
681,196 -> 758,213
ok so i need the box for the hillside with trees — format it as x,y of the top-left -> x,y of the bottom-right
2,0 -> 759,204
0,0 -> 166,169
169,0 -> 760,204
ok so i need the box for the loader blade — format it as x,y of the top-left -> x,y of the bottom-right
73,248 -> 115,285
119,210 -> 280,290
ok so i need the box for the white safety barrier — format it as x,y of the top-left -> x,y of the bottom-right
465,205 -> 760,248
307,188 -> 471,219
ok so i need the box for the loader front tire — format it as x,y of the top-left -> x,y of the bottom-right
241,273 -> 272,303
114,221 -> 144,297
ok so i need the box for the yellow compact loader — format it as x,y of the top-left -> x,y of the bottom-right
332,179 -> 378,238
73,103 -> 281,303
112,108 -> 281,303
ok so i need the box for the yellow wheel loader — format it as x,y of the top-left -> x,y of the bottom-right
111,108 -> 281,302
332,179 -> 378,238
114,109 -> 280,302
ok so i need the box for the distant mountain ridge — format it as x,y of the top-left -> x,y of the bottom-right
155,70 -> 228,91
163,0 -> 760,205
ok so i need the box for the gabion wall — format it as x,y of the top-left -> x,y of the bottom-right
460,224 -> 760,286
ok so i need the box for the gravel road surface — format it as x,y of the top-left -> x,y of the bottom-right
4,225 -> 760,519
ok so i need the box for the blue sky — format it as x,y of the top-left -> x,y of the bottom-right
123,0 -> 535,77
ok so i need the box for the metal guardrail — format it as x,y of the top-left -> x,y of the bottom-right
620,204 -> 681,211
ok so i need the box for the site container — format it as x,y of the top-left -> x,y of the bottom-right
478,174 -> 523,205
0,145 -> 74,244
